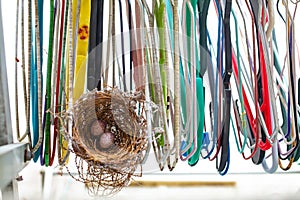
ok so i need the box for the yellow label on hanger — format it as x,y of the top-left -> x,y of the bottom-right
73,0 -> 91,101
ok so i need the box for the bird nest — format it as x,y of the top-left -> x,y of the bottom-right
68,88 -> 148,195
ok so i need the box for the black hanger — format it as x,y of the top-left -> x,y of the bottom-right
216,0 -> 232,174
87,0 -> 104,91
197,0 -> 210,78
87,0 -> 98,90
118,0 -> 126,91
127,0 -> 133,90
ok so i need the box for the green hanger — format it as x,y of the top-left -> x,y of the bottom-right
44,0 -> 55,166
154,0 -> 167,147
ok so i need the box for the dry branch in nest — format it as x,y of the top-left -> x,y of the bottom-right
67,88 -> 148,196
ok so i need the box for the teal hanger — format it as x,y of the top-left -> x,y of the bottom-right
187,0 -> 205,167
31,12 -> 39,161
33,0 -> 44,162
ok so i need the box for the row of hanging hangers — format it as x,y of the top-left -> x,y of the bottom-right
13,0 -> 300,175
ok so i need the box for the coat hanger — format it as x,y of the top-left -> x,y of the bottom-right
87,0 -> 104,91
16,0 -> 43,163
30,1 -> 43,162
200,29 -> 217,159
203,0 -> 224,162
200,0 -> 228,173
250,1 -> 290,171
51,0 -> 67,166
186,0 -> 205,167
215,0 -> 232,175
179,0 -> 198,162
126,0 -> 133,90
141,0 -> 170,170
277,0 -> 286,23
231,9 -> 248,153
132,0 -> 152,166
43,0 -> 56,166
64,0 -> 75,166
286,1 -> 300,162
54,0 -> 69,166
260,31 -> 279,173
162,0 -> 181,171
199,29 -> 218,159
133,0 -> 146,91
202,1 -> 229,173
232,0 -> 263,163
249,0 -> 275,152
72,0 -> 90,99
103,0 -> 113,87
278,0 -> 299,169
154,0 -> 172,170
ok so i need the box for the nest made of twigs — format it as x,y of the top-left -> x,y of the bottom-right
69,88 -> 148,195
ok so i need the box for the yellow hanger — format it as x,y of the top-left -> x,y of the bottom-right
73,0 -> 91,101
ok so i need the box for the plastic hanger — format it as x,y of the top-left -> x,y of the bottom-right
216,0 -> 232,175
239,1 -> 264,164
30,0 -> 38,161
278,0 -> 299,169
249,0 -> 274,152
73,0 -> 90,100
87,0 -> 104,91
202,0 -> 223,161
178,2 -> 190,162
132,0 -> 151,165
260,31 -> 278,174
231,0 -> 262,163
56,0 -> 70,166
163,0 -> 181,171
200,30 -> 218,159
132,0 -> 145,91
202,0 -> 225,168
182,0 -> 204,166
285,1 -> 300,162
141,0 -> 170,170
32,0 -> 44,162
187,0 -> 207,167
179,0 -> 197,161
154,0 -> 168,109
